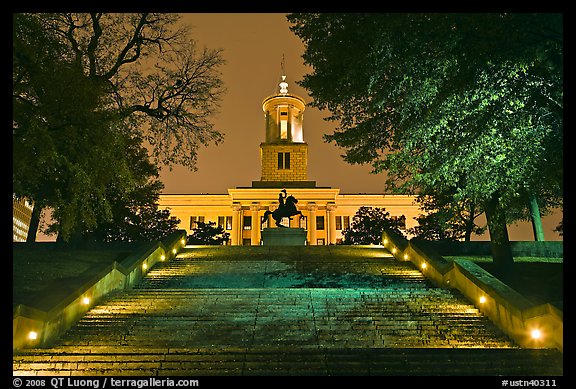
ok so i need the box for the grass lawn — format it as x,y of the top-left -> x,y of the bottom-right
12,243 -> 145,309
444,256 -> 563,308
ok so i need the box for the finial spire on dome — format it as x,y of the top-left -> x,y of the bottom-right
279,54 -> 288,95
279,75 -> 288,95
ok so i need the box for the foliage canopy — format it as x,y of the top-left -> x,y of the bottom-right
288,13 -> 562,269
341,206 -> 405,245
13,13 -> 226,241
187,221 -> 230,245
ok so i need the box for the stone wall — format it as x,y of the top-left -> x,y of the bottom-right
260,143 -> 308,181
382,229 -> 563,352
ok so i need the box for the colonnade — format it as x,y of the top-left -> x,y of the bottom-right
228,202 -> 338,245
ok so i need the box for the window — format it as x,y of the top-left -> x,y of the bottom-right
189,216 -> 204,230
278,152 -> 290,170
299,215 -> 307,229
218,216 -> 234,230
317,238 -> 325,245
335,215 -> 350,231
280,109 -> 288,139
391,215 -> 407,230
243,215 -> 252,230
316,215 -> 325,230
343,216 -> 350,230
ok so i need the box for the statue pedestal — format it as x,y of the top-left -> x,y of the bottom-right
261,228 -> 307,246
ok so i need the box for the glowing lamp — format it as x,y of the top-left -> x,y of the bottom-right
172,248 -> 177,254
421,262 -> 427,270
479,296 -> 487,304
531,329 -> 542,340
383,239 -> 388,245
82,297 -> 90,305
391,247 -> 397,254
160,254 -> 166,261
142,263 -> 147,270
28,331 -> 38,340
181,238 -> 186,245
403,254 -> 409,260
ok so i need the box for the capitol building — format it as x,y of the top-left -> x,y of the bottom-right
158,75 -> 421,245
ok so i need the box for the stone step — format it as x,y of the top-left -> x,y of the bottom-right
13,246 -> 562,376
14,347 -> 563,376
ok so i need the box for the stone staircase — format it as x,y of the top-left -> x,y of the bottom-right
13,246 -> 563,376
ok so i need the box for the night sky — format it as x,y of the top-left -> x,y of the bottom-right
159,13 -> 389,195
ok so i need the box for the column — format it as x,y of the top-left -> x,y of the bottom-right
268,203 -> 278,228
327,203 -> 337,245
231,203 -> 242,246
250,203 -> 260,246
308,202 -> 317,245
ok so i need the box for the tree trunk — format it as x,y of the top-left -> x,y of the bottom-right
463,209 -> 474,242
26,204 -> 42,243
484,193 -> 514,276
529,194 -> 545,241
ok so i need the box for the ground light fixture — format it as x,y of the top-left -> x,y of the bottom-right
160,254 -> 166,261
531,328 -> 543,340
479,296 -> 487,304
181,238 -> 186,245
82,297 -> 90,305
421,262 -> 427,270
28,331 -> 38,341
142,263 -> 147,271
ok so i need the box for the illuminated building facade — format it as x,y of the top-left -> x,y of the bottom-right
158,75 -> 421,245
13,196 -> 34,242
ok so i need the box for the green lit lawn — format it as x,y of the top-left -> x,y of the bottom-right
444,256 -> 563,263
12,244 -> 143,308
445,256 -> 563,308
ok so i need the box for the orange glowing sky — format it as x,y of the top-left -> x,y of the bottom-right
159,13 -> 389,195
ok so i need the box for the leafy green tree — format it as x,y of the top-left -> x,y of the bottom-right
341,206 -> 405,245
187,221 -> 230,245
81,150 -> 181,243
288,13 -> 562,274
13,13 -> 226,242
37,132 -> 181,243
409,193 -> 485,241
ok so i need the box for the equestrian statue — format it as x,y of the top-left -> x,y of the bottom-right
262,189 -> 303,228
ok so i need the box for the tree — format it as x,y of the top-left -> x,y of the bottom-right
81,150 -> 182,243
187,221 -> 230,245
13,13 -> 226,242
341,206 -> 405,245
409,193 -> 485,241
288,13 -> 562,274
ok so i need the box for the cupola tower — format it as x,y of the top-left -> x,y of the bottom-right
252,72 -> 316,188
